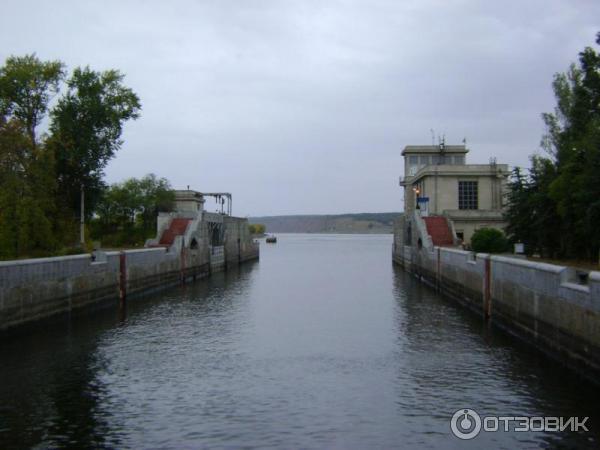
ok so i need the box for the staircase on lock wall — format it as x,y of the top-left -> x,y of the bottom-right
159,218 -> 192,246
422,216 -> 454,246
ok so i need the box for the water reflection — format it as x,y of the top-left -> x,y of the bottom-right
0,236 -> 597,449
393,266 -> 599,448
0,263 -> 258,449
0,317 -> 118,449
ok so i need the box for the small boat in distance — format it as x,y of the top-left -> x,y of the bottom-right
265,235 -> 277,243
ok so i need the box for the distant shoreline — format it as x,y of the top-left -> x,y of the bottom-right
254,231 -> 394,237
250,212 -> 400,234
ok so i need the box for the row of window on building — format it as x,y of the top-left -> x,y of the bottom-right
407,154 -> 466,166
407,155 -> 467,176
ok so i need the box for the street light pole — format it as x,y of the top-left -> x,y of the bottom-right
80,183 -> 85,247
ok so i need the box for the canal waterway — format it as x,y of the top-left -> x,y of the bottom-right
0,234 -> 597,449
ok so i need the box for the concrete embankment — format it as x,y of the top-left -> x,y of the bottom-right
0,233 -> 258,332
393,212 -> 600,383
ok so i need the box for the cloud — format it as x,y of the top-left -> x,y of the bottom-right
2,0 -> 599,215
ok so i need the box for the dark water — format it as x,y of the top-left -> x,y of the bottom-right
0,234 -> 598,449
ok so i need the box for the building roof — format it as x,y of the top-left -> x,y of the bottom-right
402,144 -> 468,156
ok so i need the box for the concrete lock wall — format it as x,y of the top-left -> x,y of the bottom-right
393,218 -> 600,381
489,256 -> 600,375
210,246 -> 225,272
0,216 -> 259,332
0,253 -> 121,331
224,216 -> 260,265
0,244 -> 212,332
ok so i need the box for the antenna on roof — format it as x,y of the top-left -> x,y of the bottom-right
430,129 -> 435,146
462,137 -> 467,147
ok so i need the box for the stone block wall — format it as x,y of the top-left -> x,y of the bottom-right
0,243 -> 210,332
0,253 -> 120,331
393,222 -> 600,381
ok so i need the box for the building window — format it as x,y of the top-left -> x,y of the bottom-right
458,181 -> 478,209
407,155 -> 419,176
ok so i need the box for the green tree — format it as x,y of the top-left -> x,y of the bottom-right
506,32 -> 600,261
471,228 -> 509,254
0,54 -> 65,145
504,168 -> 531,249
49,67 -> 141,217
136,174 -> 175,235
505,158 -> 562,257
0,54 -> 62,259
0,117 -> 57,258
542,33 -> 600,259
91,174 -> 174,246
248,224 -> 266,235
0,54 -> 143,257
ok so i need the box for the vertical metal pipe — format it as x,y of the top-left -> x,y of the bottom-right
80,184 -> 85,247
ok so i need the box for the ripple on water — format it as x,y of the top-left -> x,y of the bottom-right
0,235 -> 598,449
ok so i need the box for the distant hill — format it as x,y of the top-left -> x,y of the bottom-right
249,213 -> 400,234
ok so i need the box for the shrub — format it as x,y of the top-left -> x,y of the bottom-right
470,228 -> 509,253
248,224 -> 266,234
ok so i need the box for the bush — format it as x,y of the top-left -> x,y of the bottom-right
470,228 -> 509,253
248,224 -> 266,234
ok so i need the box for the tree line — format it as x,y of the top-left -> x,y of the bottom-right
0,54 -> 173,259
504,33 -> 600,262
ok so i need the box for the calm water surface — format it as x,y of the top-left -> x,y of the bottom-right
0,234 -> 598,449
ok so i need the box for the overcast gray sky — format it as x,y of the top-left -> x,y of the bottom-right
1,1 -> 598,216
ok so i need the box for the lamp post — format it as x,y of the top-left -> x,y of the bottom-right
80,183 -> 85,247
